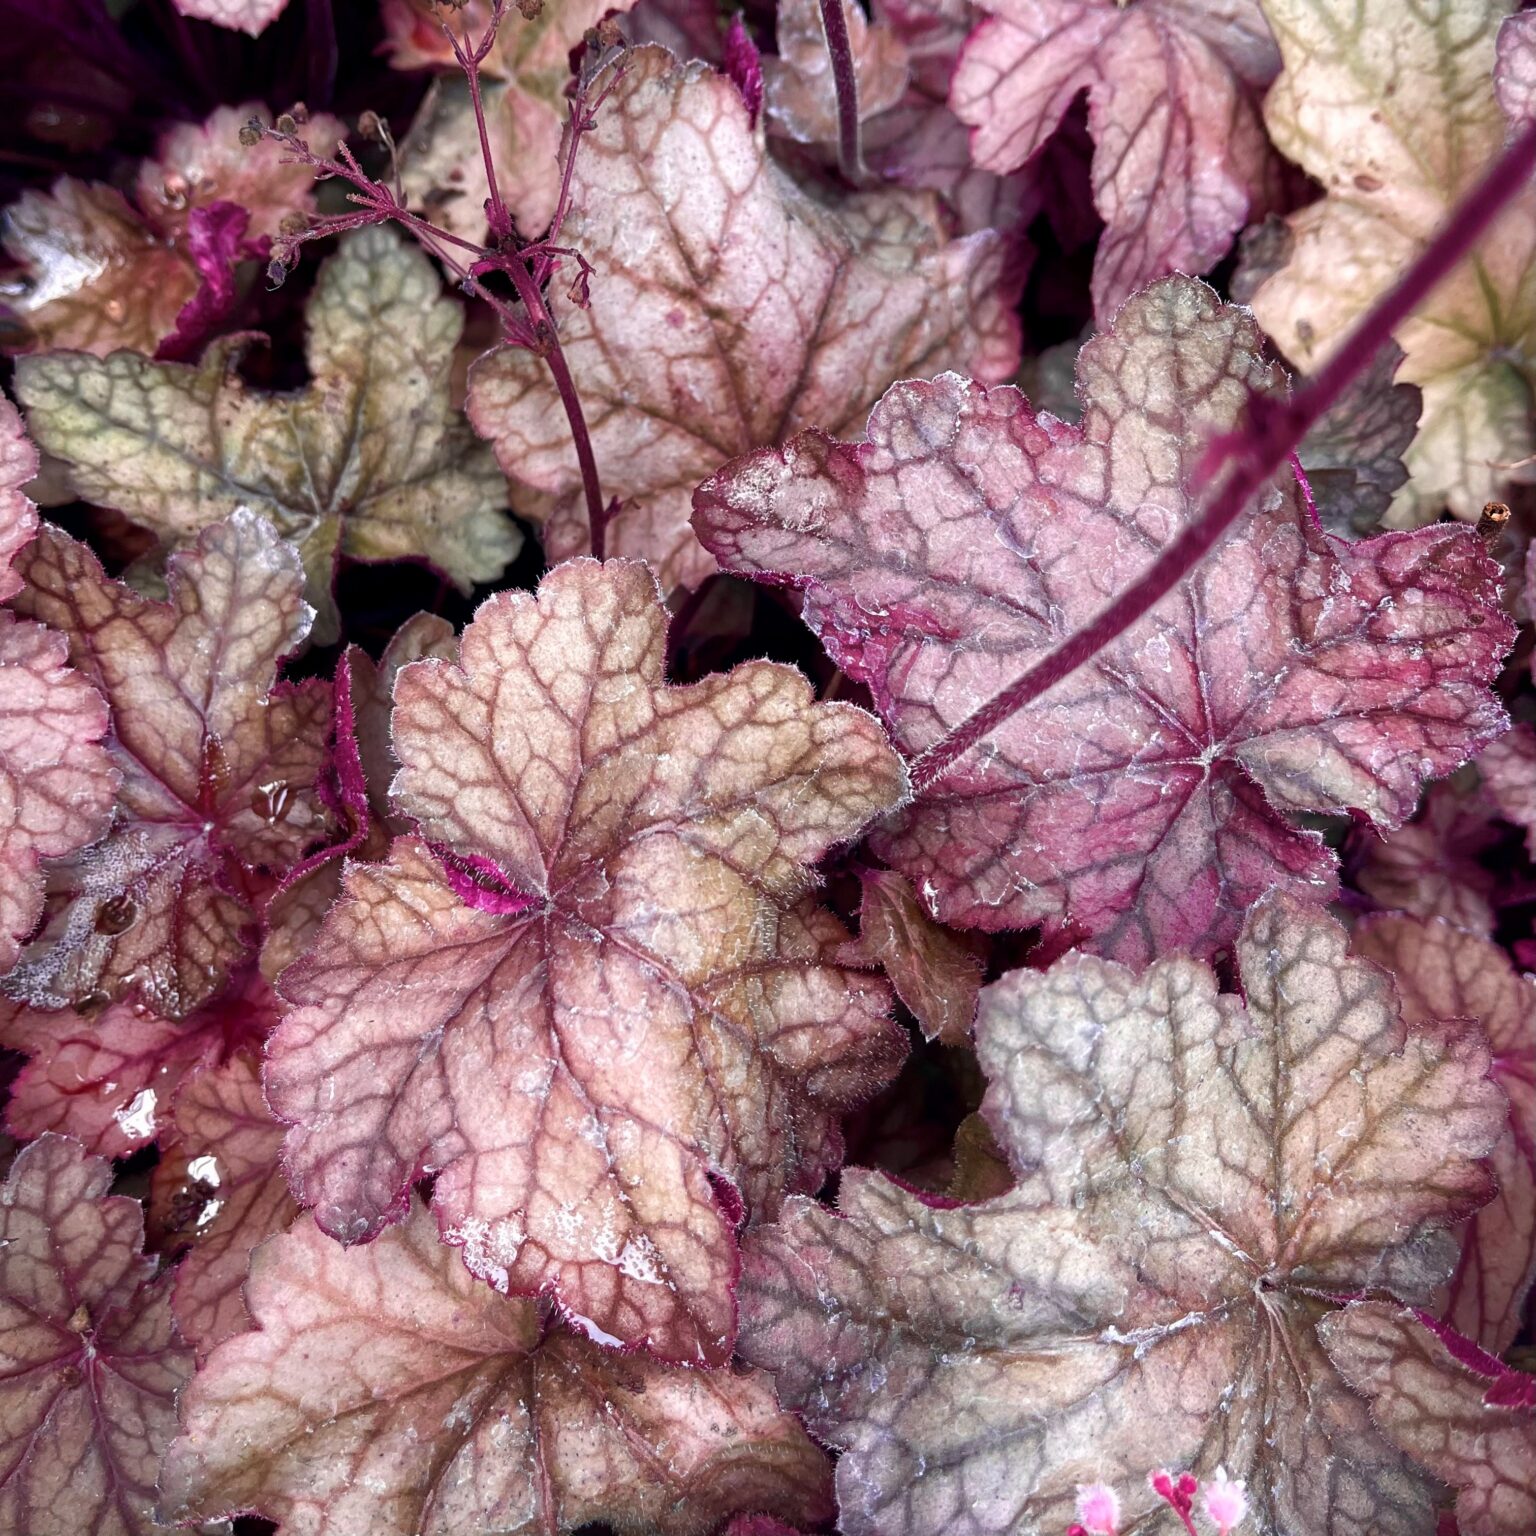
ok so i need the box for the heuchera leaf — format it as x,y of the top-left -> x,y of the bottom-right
467,44 -> 1020,589
393,0 -> 638,243
844,867 -> 982,1044
1350,772 -> 1511,937
1292,341 -> 1424,538
694,277 -> 1515,965
738,894 -> 1507,1536
0,968 -> 278,1158
763,0 -> 911,145
1250,0 -> 1536,525
266,558 -> 908,1363
0,1134 -> 192,1536
149,1051 -> 299,1357
1,104 -> 337,357
5,511 -> 336,1018
1353,916 -> 1536,1355
950,0 -> 1280,317
161,1194 -> 835,1536
0,398 -> 117,974
1479,721 -> 1536,858
13,225 -> 520,642
1320,1304 -> 1536,1536
170,0 -> 291,37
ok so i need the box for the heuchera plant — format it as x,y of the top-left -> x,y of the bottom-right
3,2 -> 1536,1535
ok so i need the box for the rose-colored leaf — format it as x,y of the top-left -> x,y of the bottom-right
951,0 -> 1280,317
1352,915 -> 1536,1354
1,397 -> 39,599
153,201 -> 250,364
5,512 -> 335,1017
1350,772 -> 1512,936
467,44 -> 1019,589
0,969 -> 277,1158
724,12 -> 766,124
0,1134 -> 192,1536
764,0 -> 910,145
149,1052 -> 299,1356
161,1195 -> 835,1536
171,0 -> 291,36
740,894 -> 1507,1536
845,867 -> 981,1044
695,277 -> 1514,965
1479,722 -> 1536,858
1321,1304 -> 1536,1536
14,225 -> 519,641
266,559 -> 907,1362
1,104 -> 336,357
1250,0 -> 1536,524
1497,9 -> 1536,125
393,0 -> 637,241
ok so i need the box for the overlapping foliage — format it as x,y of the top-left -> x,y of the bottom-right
3,2 -> 1536,1535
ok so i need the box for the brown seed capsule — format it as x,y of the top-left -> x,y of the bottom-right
239,120 -> 263,148
275,113 -> 298,136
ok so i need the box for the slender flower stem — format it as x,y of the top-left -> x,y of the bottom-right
819,0 -> 864,183
492,251 -> 611,559
908,117 -> 1536,796
446,0 -> 515,243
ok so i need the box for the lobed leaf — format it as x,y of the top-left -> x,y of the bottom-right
1250,0 -> 1536,524
14,226 -> 519,641
739,895 -> 1507,1536
467,44 -> 1020,589
0,1134 -> 192,1536
695,277 -> 1515,964
5,512 -> 336,1017
844,867 -> 982,1044
1,104 -> 336,357
0,399 -> 117,974
266,558 -> 908,1363
160,1195 -> 835,1536
149,1052 -> 299,1357
1353,915 -> 1536,1354
950,0 -> 1280,317
1321,1304 -> 1536,1536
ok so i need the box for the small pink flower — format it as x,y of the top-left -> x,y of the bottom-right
1202,1468 -> 1249,1535
1075,1482 -> 1121,1536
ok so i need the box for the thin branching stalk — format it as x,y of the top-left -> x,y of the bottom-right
909,117 -> 1536,795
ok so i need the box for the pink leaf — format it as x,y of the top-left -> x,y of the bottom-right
739,895 -> 1507,1536
0,1134 -> 192,1535
5,512 -> 337,1017
467,44 -> 1020,589
1353,915 -> 1536,1355
2,103 -> 337,357
266,558 -> 907,1363
0,968 -> 277,1158
1321,1304 -> 1536,1536
149,1052 -> 299,1357
160,1196 -> 835,1535
950,0 -> 1280,316
0,400 -> 117,974
844,867 -> 982,1044
694,277 -> 1515,965
170,0 -> 292,37
724,12 -> 766,126
154,201 -> 251,364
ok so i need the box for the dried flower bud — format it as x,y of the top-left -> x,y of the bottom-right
596,15 -> 623,48
358,110 -> 384,142
288,102 -> 309,126
267,256 -> 291,289
516,0 -> 544,18
274,113 -> 298,137
238,119 -> 264,148
278,212 -> 311,237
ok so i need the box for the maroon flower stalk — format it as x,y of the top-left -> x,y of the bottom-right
909,116 -> 1536,795
819,0 -> 864,183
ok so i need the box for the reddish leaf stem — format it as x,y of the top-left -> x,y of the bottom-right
819,0 -> 864,183
908,117 -> 1536,796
